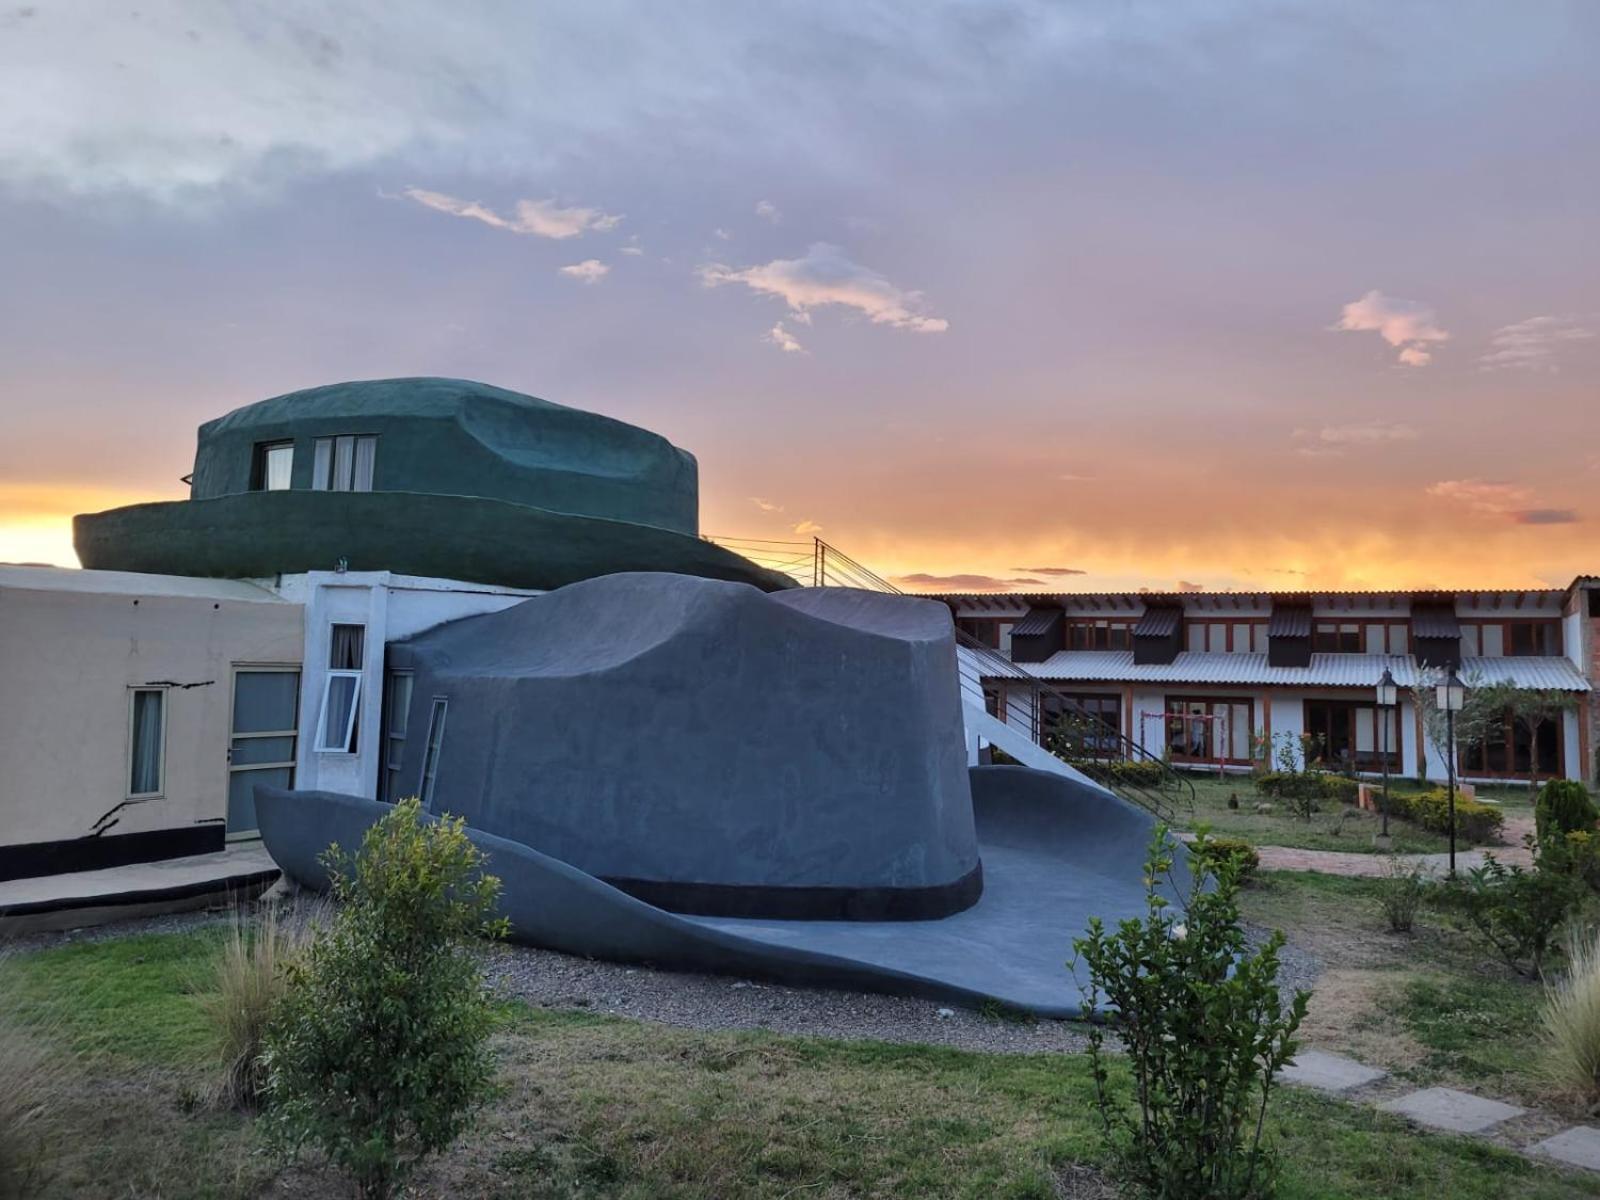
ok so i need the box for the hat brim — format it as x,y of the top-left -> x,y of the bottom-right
256,765 -> 1185,1019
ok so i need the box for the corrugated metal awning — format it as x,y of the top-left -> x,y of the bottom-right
978,650 -> 1589,692
1009,606 -> 1060,638
1267,606 -> 1312,637
1133,607 -> 1181,637
1411,605 -> 1461,639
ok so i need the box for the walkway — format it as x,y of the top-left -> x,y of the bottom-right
1283,1045 -> 1600,1174
0,842 -> 279,934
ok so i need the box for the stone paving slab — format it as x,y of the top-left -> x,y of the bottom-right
1281,1049 -> 1388,1094
1528,1127 -> 1600,1172
1379,1087 -> 1527,1134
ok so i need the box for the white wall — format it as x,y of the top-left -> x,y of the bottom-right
283,572 -> 538,800
0,573 -> 303,850
1268,695 -> 1306,771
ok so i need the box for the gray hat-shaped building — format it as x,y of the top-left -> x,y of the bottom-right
386,573 -> 983,920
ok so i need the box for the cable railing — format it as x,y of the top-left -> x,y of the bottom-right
705,535 -> 1193,819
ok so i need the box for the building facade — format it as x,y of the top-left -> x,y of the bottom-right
938,581 -> 1598,784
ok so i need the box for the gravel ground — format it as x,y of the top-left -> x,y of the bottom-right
6,900 -> 1322,1058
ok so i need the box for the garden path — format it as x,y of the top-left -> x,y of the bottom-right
1220,812 -> 1537,879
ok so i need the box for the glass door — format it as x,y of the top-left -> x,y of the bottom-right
228,667 -> 301,837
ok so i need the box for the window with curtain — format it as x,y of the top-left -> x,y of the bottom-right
316,624 -> 365,752
128,688 -> 166,796
311,435 -> 378,491
251,441 -> 294,491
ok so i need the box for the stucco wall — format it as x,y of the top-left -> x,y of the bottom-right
282,572 -> 539,800
0,570 -> 303,853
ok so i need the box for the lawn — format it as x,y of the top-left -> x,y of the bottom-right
1174,773 -> 1534,855
1240,869 -> 1587,1111
5,926 -> 1600,1199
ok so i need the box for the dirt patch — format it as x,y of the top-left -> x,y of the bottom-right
1298,967 -> 1428,1074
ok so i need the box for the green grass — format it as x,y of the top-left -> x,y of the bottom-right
5,927 -> 1600,1197
1179,775 -> 1455,854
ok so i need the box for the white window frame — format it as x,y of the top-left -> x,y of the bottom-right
126,686 -> 169,799
419,698 -> 448,809
316,671 -> 363,753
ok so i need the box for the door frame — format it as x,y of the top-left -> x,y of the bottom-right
226,663 -> 302,840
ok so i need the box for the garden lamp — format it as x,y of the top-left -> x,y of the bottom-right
1375,668 -> 1397,838
1436,669 -> 1467,876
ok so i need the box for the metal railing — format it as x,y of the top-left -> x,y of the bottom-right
706,535 -> 1194,820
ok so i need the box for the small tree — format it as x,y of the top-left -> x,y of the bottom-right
1410,666 -> 1495,783
1073,829 -> 1309,1199
263,800 -> 508,1199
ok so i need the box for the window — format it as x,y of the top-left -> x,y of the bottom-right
128,688 -> 167,796
381,670 -> 414,802
316,624 -> 365,753
1166,696 -> 1253,764
1461,707 -> 1563,778
1067,620 -> 1135,651
1185,622 -> 1267,654
311,435 -> 377,492
1313,623 -> 1362,653
1459,620 -> 1560,657
251,440 -> 294,491
419,699 -> 448,809
1040,693 -> 1123,759
1304,700 -> 1399,772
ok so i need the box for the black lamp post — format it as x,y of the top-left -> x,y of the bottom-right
1376,668 -> 1397,839
1437,669 -> 1467,876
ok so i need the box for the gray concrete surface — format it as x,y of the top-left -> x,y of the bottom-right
387,574 -> 979,914
1280,1049 -> 1387,1094
1529,1127 -> 1600,1172
1379,1087 -> 1527,1134
257,763 -> 1174,1018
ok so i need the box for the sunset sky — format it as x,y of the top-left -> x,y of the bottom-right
1,2 -> 1595,592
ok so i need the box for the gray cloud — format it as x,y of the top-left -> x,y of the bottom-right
898,573 -> 1046,589
1512,508 -> 1580,525
1479,316 -> 1595,372
1012,566 -> 1086,576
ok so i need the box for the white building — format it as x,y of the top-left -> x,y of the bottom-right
937,582 -> 1597,785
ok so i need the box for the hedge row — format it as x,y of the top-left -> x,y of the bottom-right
1253,772 -> 1358,804
1387,787 -> 1504,845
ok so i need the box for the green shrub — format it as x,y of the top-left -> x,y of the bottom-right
263,799 -> 509,1200
1078,759 -> 1169,788
1192,837 -> 1260,880
1537,780 -> 1599,844
1389,788 -> 1504,844
1374,857 -> 1429,934
199,904 -> 313,1111
1539,926 -> 1600,1107
1319,775 -> 1358,804
1559,831 -> 1600,893
1442,843 -> 1585,978
1073,829 -> 1309,1199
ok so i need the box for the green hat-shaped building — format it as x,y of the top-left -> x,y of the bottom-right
74,377 -> 791,592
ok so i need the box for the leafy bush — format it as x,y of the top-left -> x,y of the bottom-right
199,903 -> 313,1110
1442,843 -> 1586,978
1539,926 -> 1600,1108
1253,771 -> 1355,820
1073,829 -> 1309,1199
1191,837 -> 1260,880
1537,781 -> 1599,845
1079,759 -> 1170,788
1559,831 -> 1600,893
1374,857 -> 1429,934
1387,788 -> 1504,844
263,799 -> 509,1199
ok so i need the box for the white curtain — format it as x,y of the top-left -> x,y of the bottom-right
312,437 -> 332,490
130,690 -> 164,794
352,436 -> 377,492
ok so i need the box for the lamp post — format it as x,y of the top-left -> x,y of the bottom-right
1437,669 -> 1468,876
1376,668 -> 1397,840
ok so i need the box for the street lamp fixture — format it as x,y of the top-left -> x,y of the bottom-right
1375,668 -> 1397,840
1436,669 -> 1467,876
